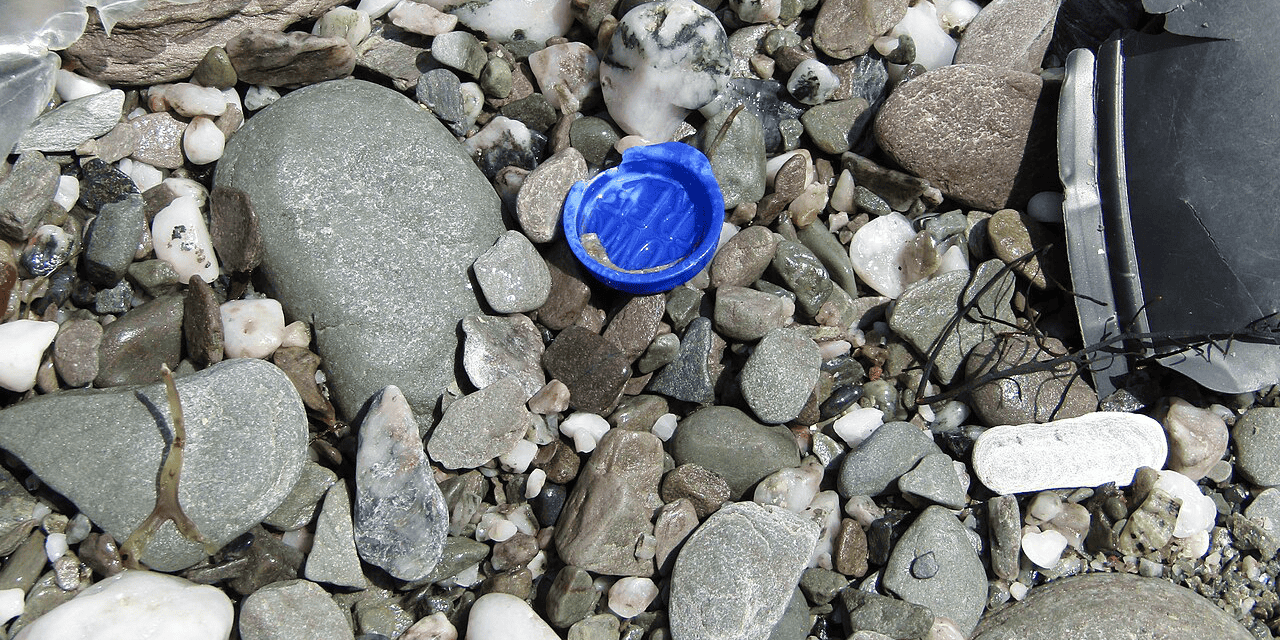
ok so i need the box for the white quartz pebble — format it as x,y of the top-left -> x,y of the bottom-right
599,0 -> 730,141
935,244 -> 969,274
0,589 -> 21,624
116,158 -> 163,192
465,593 -> 558,640
1155,470 -> 1217,538
313,6 -> 374,46
166,83 -> 228,118
1021,526 -> 1068,568
651,413 -> 678,441
152,195 -> 220,283
729,0 -> 780,23
488,518 -> 517,542
787,59 -> 840,105
0,320 -> 58,393
53,175 -> 79,211
525,469 -> 547,499
55,70 -> 109,102
608,577 -> 659,619
44,533 -> 68,563
280,321 -> 311,349
528,42 -> 599,113
972,412 -> 1168,495
754,457 -> 824,512
355,0 -> 399,18
14,570 -> 233,640
243,85 -> 281,111
830,170 -> 855,213
389,0 -> 457,36
832,407 -> 885,448
404,612 -> 457,640
499,439 -> 538,474
558,412 -> 611,453
448,0 -> 573,45
219,299 -> 286,359
887,1 -> 958,73
936,0 -> 981,32
1026,491 -> 1063,524
182,116 -> 225,165
163,177 -> 210,208
849,212 -> 917,298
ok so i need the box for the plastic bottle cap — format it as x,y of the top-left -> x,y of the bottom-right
562,142 -> 723,295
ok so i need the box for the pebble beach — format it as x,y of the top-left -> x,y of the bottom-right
1,0 -> 1279,639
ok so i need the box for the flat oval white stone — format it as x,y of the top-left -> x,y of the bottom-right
13,570 -> 233,640
465,592 -> 558,640
183,116 -> 225,165
972,412 -> 1168,495
0,320 -> 59,393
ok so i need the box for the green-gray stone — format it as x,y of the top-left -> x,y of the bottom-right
771,240 -> 832,318
570,116 -> 620,166
0,359 -> 308,571
882,506 -> 987,636
670,405 -> 800,499
972,573 -> 1255,640
768,587 -> 811,640
264,461 -> 338,531
422,536 -> 491,584
192,46 -> 238,89
215,79 -> 504,424
701,106 -> 766,209
797,221 -> 858,297
800,97 -> 870,155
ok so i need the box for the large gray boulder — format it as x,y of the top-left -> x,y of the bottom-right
0,359 -> 308,571
216,79 -> 505,423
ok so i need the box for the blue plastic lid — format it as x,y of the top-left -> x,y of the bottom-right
562,142 -> 723,295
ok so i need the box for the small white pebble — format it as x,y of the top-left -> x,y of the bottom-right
1026,491 -> 1064,524
499,439 -> 539,474
163,177 -> 209,207
559,412 -> 611,453
527,551 -> 548,579
1175,529 -> 1211,559
843,495 -> 884,529
607,576 -> 658,619
937,0 -> 981,32
117,158 -> 164,192
280,321 -> 311,349
450,563 -> 482,587
928,616 -> 966,640
65,514 -> 91,545
243,85 -> 281,111
525,468 -> 547,499
832,407 -> 884,448
488,519 -> 518,542
917,403 -> 935,423
220,299 -> 286,359
754,457 -> 823,512
818,340 -> 851,360
55,70 -> 109,101
651,413 -> 678,441
356,0 -> 399,18
388,0 -> 457,36
44,533 -> 68,563
0,588 -> 22,623
1009,581 -> 1029,601
830,170 -> 855,213
30,504 -> 51,521
53,175 -> 79,211
402,612 -> 457,640
0,321 -> 59,393
183,116 -> 225,165
1021,526 -> 1068,569
1155,470 -> 1217,537
166,83 -> 229,118
935,244 -> 969,274
280,528 -> 314,554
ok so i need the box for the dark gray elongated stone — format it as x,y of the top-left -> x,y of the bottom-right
971,573 -> 1254,640
84,193 -> 145,286
0,359 -> 308,571
354,386 -> 449,581
215,79 -> 505,424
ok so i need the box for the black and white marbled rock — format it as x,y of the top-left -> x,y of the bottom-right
354,386 -> 449,581
447,0 -> 573,46
599,0 -> 731,141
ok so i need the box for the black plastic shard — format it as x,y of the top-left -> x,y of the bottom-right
1059,2 -> 1280,395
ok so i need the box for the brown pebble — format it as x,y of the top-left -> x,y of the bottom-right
491,533 -> 539,571
710,225 -> 777,289
209,186 -> 264,273
834,518 -> 869,577
660,464 -> 731,519
272,347 -> 337,426
183,276 -> 224,366
533,439 -> 581,484
773,154 -> 808,202
602,294 -> 665,362
95,294 -> 184,387
53,319 -> 102,388
608,394 -> 669,431
528,379 -> 571,415
534,242 -> 592,331
542,326 -> 631,414
482,567 -> 534,599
